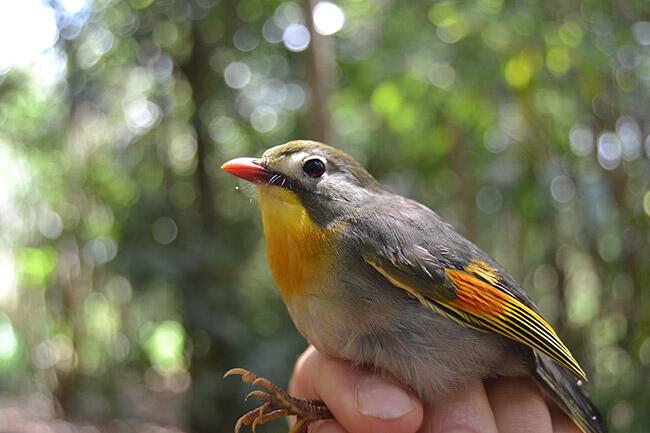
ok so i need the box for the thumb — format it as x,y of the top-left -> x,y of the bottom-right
290,346 -> 423,433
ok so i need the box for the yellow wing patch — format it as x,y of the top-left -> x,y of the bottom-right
465,260 -> 501,286
444,267 -> 586,380
365,256 -> 587,381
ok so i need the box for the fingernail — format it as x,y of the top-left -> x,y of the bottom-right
355,377 -> 416,419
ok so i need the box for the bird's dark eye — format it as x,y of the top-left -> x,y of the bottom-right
302,158 -> 326,177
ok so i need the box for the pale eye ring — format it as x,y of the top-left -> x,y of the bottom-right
302,158 -> 326,177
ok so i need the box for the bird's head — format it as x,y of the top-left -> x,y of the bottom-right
222,140 -> 385,226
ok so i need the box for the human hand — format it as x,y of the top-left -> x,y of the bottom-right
289,346 -> 581,433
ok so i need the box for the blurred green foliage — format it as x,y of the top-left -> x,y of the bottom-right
0,0 -> 649,432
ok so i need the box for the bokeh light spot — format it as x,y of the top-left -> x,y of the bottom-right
428,2 -> 468,43
233,28 -> 260,52
283,24 -> 310,52
250,106 -> 278,132
632,21 -> 650,46
313,2 -> 345,36
639,337 -> 650,366
105,276 -> 133,305
0,252 -> 16,306
616,116 -> 641,161
224,62 -> 251,89
169,134 -> 198,165
152,217 -> 178,245
436,18 -> 468,44
643,191 -> 650,217
558,21 -> 583,47
597,132 -> 622,170
76,28 -> 114,69
38,210 -> 63,240
610,400 -> 634,430
153,22 -> 179,48
0,0 -> 59,74
428,62 -> 456,90
476,186 -> 503,214
504,53 -> 533,89
123,98 -> 161,134
569,124 -> 594,156
481,23 -> 510,51
551,175 -> 576,203
274,2 -> 304,29
546,47 -> 571,75
84,292 -> 119,342
145,321 -> 186,374
283,83 -> 306,110
0,0 -> 58,73
0,314 -> 18,361
209,116 -> 243,147
263,18 -> 284,43
58,0 -> 89,15
567,277 -> 600,326
483,126 -> 510,153
371,81 -> 402,116
82,238 -> 117,265
17,247 -> 57,287
598,232 -> 621,263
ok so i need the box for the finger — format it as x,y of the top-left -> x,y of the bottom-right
549,407 -> 582,433
485,377 -> 553,433
290,346 -> 423,433
310,420 -> 348,433
418,379 -> 498,433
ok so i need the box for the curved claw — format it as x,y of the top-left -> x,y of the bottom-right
257,402 -> 271,416
225,367 -> 261,385
233,402 -> 271,433
251,409 -> 287,433
234,417 -> 245,433
226,368 -> 331,433
234,412 -> 252,433
224,367 -> 252,379
245,390 -> 270,402
251,418 -> 261,433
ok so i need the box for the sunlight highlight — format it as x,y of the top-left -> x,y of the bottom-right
0,252 -> 16,307
0,314 -> 18,361
313,2 -> 345,36
0,0 -> 58,73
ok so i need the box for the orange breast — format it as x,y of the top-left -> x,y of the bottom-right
258,187 -> 336,302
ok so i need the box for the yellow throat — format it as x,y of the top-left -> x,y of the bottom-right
258,186 -> 334,302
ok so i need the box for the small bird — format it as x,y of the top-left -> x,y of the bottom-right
222,140 -> 605,433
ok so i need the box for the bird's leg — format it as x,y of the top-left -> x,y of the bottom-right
224,368 -> 333,433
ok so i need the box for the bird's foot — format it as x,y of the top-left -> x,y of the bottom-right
224,368 -> 333,433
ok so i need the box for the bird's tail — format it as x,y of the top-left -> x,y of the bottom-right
531,353 -> 607,433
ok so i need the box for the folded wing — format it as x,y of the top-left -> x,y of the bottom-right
363,248 -> 586,381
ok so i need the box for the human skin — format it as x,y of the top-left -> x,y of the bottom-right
289,346 -> 582,433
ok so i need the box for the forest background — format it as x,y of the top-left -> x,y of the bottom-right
0,0 -> 649,432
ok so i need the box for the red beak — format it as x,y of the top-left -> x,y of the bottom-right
221,157 -> 273,183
